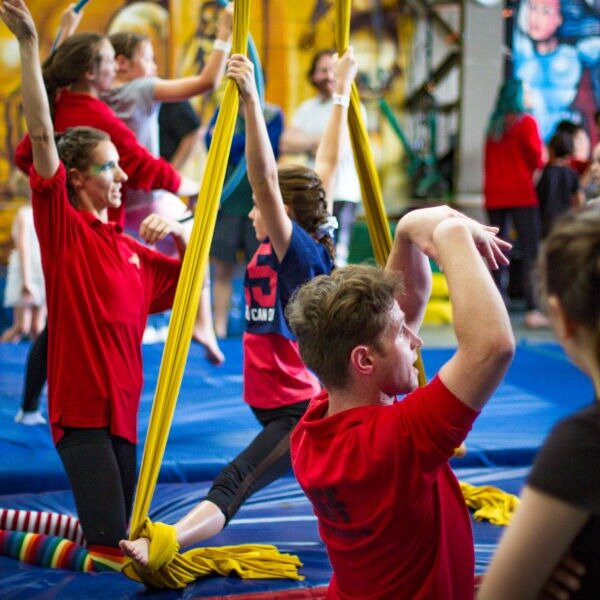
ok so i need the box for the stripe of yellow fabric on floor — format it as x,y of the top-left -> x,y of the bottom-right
460,481 -> 521,526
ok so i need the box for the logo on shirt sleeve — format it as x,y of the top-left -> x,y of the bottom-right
128,253 -> 141,269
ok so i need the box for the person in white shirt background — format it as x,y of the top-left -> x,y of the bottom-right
281,49 -> 365,267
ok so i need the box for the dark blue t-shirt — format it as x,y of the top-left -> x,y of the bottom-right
244,222 -> 333,339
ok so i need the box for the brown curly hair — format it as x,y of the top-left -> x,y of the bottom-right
277,164 -> 335,260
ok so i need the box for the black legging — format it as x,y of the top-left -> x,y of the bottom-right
21,323 -> 47,412
57,427 -> 136,548
487,207 -> 541,311
207,400 -> 309,524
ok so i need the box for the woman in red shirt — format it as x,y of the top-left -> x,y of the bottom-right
1,0 -> 186,555
484,77 -> 547,328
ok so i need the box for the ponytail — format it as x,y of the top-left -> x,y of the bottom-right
41,33 -> 105,117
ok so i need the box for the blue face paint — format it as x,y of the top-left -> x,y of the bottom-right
90,160 -> 118,175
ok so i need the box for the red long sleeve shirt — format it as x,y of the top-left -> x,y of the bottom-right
31,163 -> 181,445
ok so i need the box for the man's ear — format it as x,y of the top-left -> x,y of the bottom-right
349,345 -> 375,377
546,295 -> 576,341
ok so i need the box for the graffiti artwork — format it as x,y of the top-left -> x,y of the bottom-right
511,0 -> 600,142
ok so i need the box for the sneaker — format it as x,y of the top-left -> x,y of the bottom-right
14,409 -> 47,425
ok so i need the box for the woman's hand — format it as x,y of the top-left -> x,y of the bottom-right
540,553 -> 585,600
227,54 -> 258,102
139,214 -> 183,246
0,0 -> 38,42
333,47 -> 358,96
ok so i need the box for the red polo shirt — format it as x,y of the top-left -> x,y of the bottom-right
30,163 -> 181,445
291,376 -> 479,599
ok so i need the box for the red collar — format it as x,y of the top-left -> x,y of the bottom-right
79,210 -> 123,233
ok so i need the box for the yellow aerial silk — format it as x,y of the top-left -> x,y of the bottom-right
123,0 -> 304,588
121,518 -> 302,588
128,0 -> 247,541
333,0 -> 427,386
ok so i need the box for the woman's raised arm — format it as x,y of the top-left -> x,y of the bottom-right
0,0 -> 58,178
153,4 -> 232,102
227,54 -> 292,260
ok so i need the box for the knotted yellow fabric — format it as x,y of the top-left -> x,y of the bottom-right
139,518 -> 179,570
121,519 -> 304,589
460,482 -> 520,526
123,0 -> 303,587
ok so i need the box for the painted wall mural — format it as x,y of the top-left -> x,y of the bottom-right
511,0 -> 600,142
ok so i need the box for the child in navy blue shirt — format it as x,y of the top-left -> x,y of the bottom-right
537,129 -> 584,238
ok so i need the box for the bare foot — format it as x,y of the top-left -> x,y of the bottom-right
0,327 -> 23,343
119,537 -> 150,567
524,310 -> 550,329
192,327 -> 225,365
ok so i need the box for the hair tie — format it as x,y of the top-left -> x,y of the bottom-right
316,215 -> 338,240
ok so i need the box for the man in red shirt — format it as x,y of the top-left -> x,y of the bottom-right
287,206 -> 515,599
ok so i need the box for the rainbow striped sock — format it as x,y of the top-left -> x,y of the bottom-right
87,544 -> 126,571
0,530 -> 94,571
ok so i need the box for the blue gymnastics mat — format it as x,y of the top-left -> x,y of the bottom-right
0,340 -> 592,495
0,338 -> 593,598
0,467 -> 534,599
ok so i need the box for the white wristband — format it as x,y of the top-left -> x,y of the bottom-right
213,38 -> 232,54
332,93 -> 350,107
